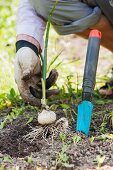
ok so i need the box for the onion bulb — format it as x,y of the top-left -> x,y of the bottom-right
38,109 -> 56,125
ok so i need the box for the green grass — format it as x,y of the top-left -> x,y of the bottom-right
0,0 -> 18,93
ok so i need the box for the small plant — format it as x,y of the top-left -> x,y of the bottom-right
47,51 -> 63,72
96,100 -> 105,105
66,75 -> 76,97
96,134 -> 113,141
99,122 -> 107,133
59,132 -> 66,143
60,104 -> 70,110
3,155 -> 13,163
89,136 -> 95,144
72,134 -> 81,144
56,144 -> 74,168
0,93 -> 12,109
109,111 -> 113,128
96,155 -> 106,167
0,107 -> 25,129
0,164 -> 5,170
27,155 -> 33,165
60,103 -> 70,118
26,116 -> 33,125
56,144 -> 69,165
7,88 -> 21,105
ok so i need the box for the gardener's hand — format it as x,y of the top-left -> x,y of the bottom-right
14,47 -> 59,106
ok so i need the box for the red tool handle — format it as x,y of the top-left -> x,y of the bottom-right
89,29 -> 102,39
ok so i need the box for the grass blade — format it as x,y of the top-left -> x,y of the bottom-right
47,51 -> 63,72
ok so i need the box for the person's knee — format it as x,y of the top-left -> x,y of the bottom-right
75,15 -> 113,41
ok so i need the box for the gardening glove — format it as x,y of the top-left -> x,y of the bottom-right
14,46 -> 59,106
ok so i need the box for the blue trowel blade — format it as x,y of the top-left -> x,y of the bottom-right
76,100 -> 93,136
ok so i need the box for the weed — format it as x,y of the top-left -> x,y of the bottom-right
95,155 -> 106,167
0,93 -> 12,109
0,105 -> 37,129
59,132 -> 66,143
56,144 -> 74,168
0,107 -> 24,129
108,111 -> 113,128
47,51 -> 63,72
49,104 -> 58,111
3,156 -> 13,163
90,136 -> 95,144
99,122 -> 107,133
0,121 -> 7,130
0,164 -> 5,170
65,75 -> 76,98
60,103 -> 70,118
26,155 -> 33,165
96,100 -> 106,105
60,104 -> 70,110
0,94 -> 6,109
7,88 -> 17,103
58,75 -> 76,100
56,144 -> 69,165
0,88 -> 23,110
26,116 -> 33,125
96,134 -> 113,141
72,134 -> 81,144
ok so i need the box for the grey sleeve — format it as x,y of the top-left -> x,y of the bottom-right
17,0 -> 46,49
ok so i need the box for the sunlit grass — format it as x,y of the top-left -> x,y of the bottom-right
0,0 -> 18,93
0,53 -> 17,93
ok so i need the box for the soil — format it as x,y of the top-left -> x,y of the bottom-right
0,102 -> 113,170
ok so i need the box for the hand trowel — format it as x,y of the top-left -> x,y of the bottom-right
76,29 -> 102,136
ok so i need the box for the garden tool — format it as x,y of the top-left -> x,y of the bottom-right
76,29 -> 102,136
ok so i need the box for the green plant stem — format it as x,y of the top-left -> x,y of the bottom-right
42,0 -> 59,105
42,20 -> 51,105
41,78 -> 46,106
39,53 -> 43,63
42,21 -> 51,85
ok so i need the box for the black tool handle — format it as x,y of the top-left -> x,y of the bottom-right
82,30 -> 102,101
